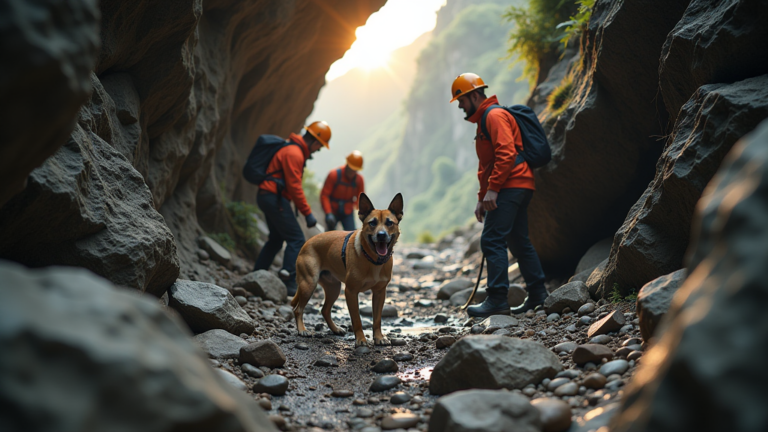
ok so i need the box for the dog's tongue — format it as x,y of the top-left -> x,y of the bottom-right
375,241 -> 388,257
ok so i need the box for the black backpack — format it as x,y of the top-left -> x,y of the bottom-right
242,135 -> 301,185
480,104 -> 552,168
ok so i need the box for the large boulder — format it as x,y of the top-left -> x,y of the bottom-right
574,238 -> 613,276
544,281 -> 590,314
0,0 -> 99,207
599,75 -> 768,296
636,269 -> 686,341
611,119 -> 768,432
168,280 -> 255,335
428,390 -> 541,432
429,335 -> 562,395
659,0 -> 768,121
0,260 -> 276,432
526,0 -> 690,274
234,270 -> 287,303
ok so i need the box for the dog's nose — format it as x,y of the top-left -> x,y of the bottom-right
376,231 -> 388,241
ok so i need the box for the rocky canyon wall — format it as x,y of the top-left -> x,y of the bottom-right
0,0 -> 385,295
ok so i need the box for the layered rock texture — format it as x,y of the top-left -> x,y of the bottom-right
611,119 -> 768,432
0,0 -> 385,293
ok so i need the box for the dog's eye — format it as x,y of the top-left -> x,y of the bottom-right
368,219 -> 377,228
385,219 -> 394,227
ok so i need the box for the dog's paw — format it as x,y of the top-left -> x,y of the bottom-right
374,337 -> 391,346
331,328 -> 347,336
297,330 -> 314,337
354,338 -> 369,347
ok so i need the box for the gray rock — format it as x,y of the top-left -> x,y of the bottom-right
199,236 -> 232,266
480,315 -> 518,328
240,340 -> 286,368
168,280 -> 254,335
636,269 -> 686,341
531,398 -> 572,432
242,363 -> 265,379
553,342 -> 578,354
413,257 -> 436,270
355,346 -> 371,355
612,119 -> 768,432
554,382 -> 578,397
372,359 -> 399,373
429,389 -> 541,432
574,238 -> 613,275
572,344 -> 613,365
589,335 -> 612,344
216,369 -> 247,391
599,360 -> 629,376
391,338 -> 406,346
370,376 -> 401,392
0,261 -> 275,431
546,313 -> 560,322
547,377 -> 570,391
471,325 -> 486,334
544,281 -> 590,314
234,270 -> 287,303
393,353 -> 413,362
277,305 -> 293,322
435,313 -> 449,323
587,311 -> 625,338
508,284 -> 528,307
585,259 -> 609,298
583,373 -> 607,389
314,355 -> 338,367
437,278 -> 474,299
382,413 -> 419,430
429,335 -> 563,395
253,375 -> 289,396
578,303 -> 595,316
193,329 -> 248,359
415,299 -> 434,308
390,392 -> 411,405
382,304 -> 398,317
436,336 -> 457,349
450,287 -> 487,307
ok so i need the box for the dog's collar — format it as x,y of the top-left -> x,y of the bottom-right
362,236 -> 394,266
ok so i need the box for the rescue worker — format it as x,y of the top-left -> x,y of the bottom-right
253,121 -> 331,296
320,151 -> 365,231
450,73 -> 547,317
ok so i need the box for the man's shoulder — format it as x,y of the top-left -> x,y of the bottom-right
486,105 -> 518,128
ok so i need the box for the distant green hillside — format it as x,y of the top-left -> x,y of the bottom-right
360,0 -> 530,241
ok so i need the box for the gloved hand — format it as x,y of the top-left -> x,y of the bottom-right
325,213 -> 337,230
305,213 -> 317,228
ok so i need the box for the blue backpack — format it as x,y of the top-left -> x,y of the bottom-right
242,135 -> 301,185
480,104 -> 552,168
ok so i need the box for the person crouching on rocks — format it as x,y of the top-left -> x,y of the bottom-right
449,73 -> 547,317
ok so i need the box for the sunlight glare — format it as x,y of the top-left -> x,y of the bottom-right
326,0 -> 447,81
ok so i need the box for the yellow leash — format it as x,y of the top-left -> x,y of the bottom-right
461,254 -> 485,310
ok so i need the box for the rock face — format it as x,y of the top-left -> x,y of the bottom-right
0,0 -> 386,286
0,0 -> 100,207
544,281 -> 590,314
235,270 -> 287,303
636,269 -> 686,341
659,0 -> 768,120
429,390 -> 541,432
0,260 -> 276,432
429,335 -> 562,395
599,75 -> 768,296
611,120 -> 768,432
168,280 -> 254,335
526,0 -> 690,274
574,238 -> 612,276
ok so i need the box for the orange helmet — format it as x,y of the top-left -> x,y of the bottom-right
305,121 -> 331,149
449,73 -> 488,103
346,150 -> 363,171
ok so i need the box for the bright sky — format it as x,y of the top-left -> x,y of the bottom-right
325,0 -> 447,82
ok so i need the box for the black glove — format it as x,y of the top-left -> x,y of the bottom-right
305,213 -> 317,228
325,214 -> 337,230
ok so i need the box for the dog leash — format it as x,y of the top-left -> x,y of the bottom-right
461,253 -> 485,310
341,231 -> 354,269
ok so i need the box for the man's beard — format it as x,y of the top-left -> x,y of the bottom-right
463,103 -> 477,120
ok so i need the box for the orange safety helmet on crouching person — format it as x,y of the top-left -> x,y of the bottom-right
305,121 -> 331,149
449,73 -> 488,103
346,151 -> 363,171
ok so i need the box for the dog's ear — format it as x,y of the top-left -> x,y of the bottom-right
358,193 -> 374,222
388,193 -> 404,221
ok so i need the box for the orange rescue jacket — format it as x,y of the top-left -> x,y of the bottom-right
258,133 -> 312,216
321,166 -> 365,216
468,95 -> 535,200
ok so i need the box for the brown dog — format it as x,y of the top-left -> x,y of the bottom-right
291,193 -> 403,346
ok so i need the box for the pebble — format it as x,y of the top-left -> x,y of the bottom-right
599,359 -> 629,376
331,389 -> 354,398
566,324 -> 578,332
235,295 -> 247,306
390,392 -> 411,404
268,415 -> 286,430
553,382 -> 579,396
390,338 -> 407,346
381,413 -> 419,430
531,398 -> 572,432
577,303 -> 595,316
360,427 -> 382,432
253,375 -> 289,396
295,342 -> 309,350
434,313 -> 448,323
553,341 -> 578,354
393,353 -> 413,362
216,369 -> 247,391
415,299 -> 434,307
435,336 -> 456,349
241,363 -> 265,378
622,337 -> 642,346
372,359 -> 399,373
257,398 -> 272,410
355,346 -> 372,355
546,313 -> 561,322
314,355 -> 338,367
353,398 -> 366,405
582,373 -> 607,389
555,369 -> 580,379
627,351 -> 643,361
470,325 -> 485,334
547,377 -> 570,391
356,408 -> 374,418
382,304 -> 398,317
589,335 -> 612,344
588,310 -> 626,338
572,344 -> 613,365
605,379 -> 624,391
578,316 -> 593,326
370,376 -> 401,392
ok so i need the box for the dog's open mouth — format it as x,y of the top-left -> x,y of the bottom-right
369,236 -> 394,257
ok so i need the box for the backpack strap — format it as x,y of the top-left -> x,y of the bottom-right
341,231 -> 354,269
480,104 -> 526,166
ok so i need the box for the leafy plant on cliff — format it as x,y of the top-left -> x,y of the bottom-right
208,232 -> 236,252
547,74 -> 574,116
226,201 -> 262,249
558,0 -> 596,48
504,0 -> 579,87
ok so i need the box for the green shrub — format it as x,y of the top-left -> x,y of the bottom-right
609,283 -> 623,304
226,201 -> 262,249
547,74 -> 574,115
208,232 -> 236,252
417,231 -> 436,244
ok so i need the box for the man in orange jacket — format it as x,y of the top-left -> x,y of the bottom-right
321,151 -> 365,231
253,121 -> 330,296
450,73 -> 547,317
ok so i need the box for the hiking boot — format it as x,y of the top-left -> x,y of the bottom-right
466,296 -> 510,318
511,286 -> 548,315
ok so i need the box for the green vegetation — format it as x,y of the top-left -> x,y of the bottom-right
226,201 -> 262,249
504,0 -> 579,86
547,74 -> 574,115
610,283 -> 638,303
208,232 -> 236,252
302,169 -> 320,205
558,0 -> 596,48
417,231 -> 436,244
